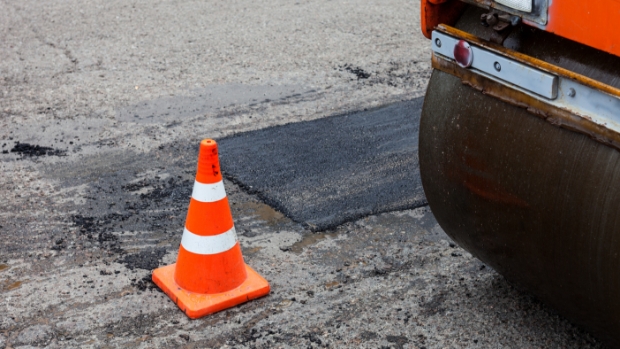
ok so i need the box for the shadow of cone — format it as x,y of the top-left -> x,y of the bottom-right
152,139 -> 270,318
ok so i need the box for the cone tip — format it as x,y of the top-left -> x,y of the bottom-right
196,139 -> 222,183
200,138 -> 217,149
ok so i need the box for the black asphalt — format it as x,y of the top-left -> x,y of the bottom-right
218,98 -> 427,231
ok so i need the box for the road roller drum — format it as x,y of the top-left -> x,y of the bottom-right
419,2 -> 620,346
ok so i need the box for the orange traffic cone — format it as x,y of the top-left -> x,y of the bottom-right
152,139 -> 270,319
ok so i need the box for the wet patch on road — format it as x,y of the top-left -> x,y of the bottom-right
218,98 -> 427,231
1,279 -> 22,292
116,83 -> 316,124
234,201 -> 287,227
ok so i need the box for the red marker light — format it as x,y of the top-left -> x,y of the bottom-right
454,40 -> 473,68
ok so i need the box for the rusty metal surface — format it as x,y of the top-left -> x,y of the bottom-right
431,54 -> 620,153
430,19 -> 620,152
480,11 -> 516,44
419,69 -> 620,347
430,12 -> 620,153
454,6 -> 620,89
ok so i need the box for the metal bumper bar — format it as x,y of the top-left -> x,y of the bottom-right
431,25 -> 620,151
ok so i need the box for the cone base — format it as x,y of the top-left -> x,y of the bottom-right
152,263 -> 270,319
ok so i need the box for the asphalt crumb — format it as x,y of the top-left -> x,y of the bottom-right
360,331 -> 378,340
51,237 -> 67,251
72,215 -> 97,233
301,332 -> 324,346
339,64 -> 371,79
126,177 -> 192,211
121,180 -> 151,192
119,247 -> 167,270
386,335 -> 409,349
420,292 -> 447,316
71,213 -> 127,253
131,275 -> 159,292
9,142 -> 66,157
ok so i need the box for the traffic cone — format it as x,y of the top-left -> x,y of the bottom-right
152,139 -> 270,319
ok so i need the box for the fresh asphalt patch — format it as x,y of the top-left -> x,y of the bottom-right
218,97 -> 427,231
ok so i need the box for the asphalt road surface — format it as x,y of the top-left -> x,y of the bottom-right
0,0 -> 606,348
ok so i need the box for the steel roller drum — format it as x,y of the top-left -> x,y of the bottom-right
419,8 -> 620,346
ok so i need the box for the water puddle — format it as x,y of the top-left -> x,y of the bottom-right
289,231 -> 340,254
237,202 -> 286,226
8,281 -> 22,290
244,246 -> 264,254
325,281 -> 340,289
117,83 -> 310,124
2,280 -> 22,291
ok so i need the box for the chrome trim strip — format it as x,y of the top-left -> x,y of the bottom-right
557,79 -> 620,133
432,31 -> 557,99
431,30 -> 620,137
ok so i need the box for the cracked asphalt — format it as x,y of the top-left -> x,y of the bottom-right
0,0 -> 607,348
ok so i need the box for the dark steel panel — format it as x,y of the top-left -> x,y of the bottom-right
419,69 -> 620,346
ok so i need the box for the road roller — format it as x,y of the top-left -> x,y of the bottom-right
418,0 -> 620,346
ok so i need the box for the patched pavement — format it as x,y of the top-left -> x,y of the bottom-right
218,98 -> 426,231
0,114 -> 604,348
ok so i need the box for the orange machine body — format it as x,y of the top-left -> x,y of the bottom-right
421,0 -> 620,58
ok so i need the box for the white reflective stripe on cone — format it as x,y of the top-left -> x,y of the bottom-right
191,180 -> 227,203
180,227 -> 238,255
